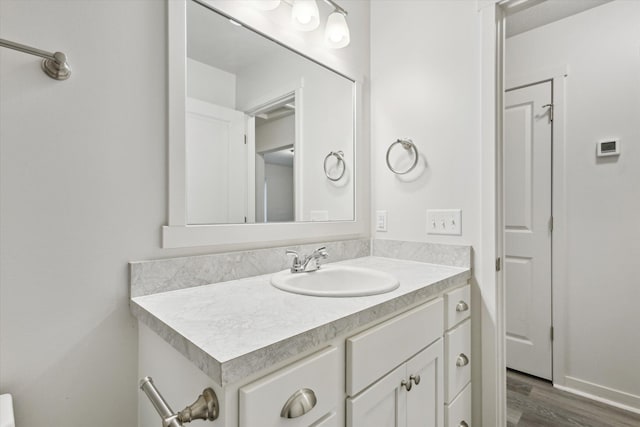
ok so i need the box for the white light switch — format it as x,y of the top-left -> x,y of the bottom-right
427,209 -> 462,235
376,210 -> 387,232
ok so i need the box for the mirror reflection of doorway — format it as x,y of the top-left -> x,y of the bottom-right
257,147 -> 294,222
253,96 -> 296,223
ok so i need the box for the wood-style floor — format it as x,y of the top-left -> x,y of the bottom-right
507,369 -> 640,427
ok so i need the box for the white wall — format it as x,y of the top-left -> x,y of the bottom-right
370,0 -> 483,422
0,1 -> 370,427
187,58 -> 236,108
506,0 -> 640,409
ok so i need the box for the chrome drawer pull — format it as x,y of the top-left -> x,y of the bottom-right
456,301 -> 469,312
280,388 -> 317,418
459,421 -> 469,427
456,353 -> 469,367
410,374 -> 421,386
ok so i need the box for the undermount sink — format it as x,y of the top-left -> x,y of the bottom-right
271,264 -> 400,297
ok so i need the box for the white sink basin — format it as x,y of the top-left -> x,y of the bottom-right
271,264 -> 399,297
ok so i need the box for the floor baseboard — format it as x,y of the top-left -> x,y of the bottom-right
555,376 -> 640,415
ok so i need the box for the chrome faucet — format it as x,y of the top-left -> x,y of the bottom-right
286,246 -> 329,273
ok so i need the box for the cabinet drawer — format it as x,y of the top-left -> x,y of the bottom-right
445,319 -> 471,403
446,382 -> 471,427
347,298 -> 443,396
239,346 -> 339,427
311,412 -> 338,427
445,285 -> 470,329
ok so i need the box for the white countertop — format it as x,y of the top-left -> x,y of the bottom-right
131,256 -> 470,386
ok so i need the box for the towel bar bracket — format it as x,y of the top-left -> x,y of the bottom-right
0,38 -> 71,80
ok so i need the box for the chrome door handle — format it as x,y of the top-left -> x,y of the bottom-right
280,388 -> 317,418
401,379 -> 412,391
456,353 -> 469,367
456,301 -> 469,312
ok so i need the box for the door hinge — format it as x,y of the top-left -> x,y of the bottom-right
496,257 -> 501,272
550,326 -> 554,341
244,134 -> 247,144
549,215 -> 554,232
542,103 -> 554,122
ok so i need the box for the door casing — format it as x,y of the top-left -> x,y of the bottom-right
478,1 -> 568,425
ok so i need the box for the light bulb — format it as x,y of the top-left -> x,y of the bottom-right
252,0 -> 280,10
324,10 -> 350,48
291,0 -> 320,31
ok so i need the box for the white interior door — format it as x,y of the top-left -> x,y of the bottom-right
186,97 -> 246,224
504,81 -> 553,380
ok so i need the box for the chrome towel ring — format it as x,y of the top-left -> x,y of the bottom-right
386,138 -> 418,175
324,150 -> 346,181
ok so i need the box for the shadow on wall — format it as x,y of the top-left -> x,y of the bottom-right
9,305 -> 137,427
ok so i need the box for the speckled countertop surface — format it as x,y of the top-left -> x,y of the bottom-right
131,256 -> 470,387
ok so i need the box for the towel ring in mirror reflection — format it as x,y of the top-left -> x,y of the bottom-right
324,151 -> 346,181
386,138 -> 419,175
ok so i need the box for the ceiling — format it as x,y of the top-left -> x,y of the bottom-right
506,0 -> 614,38
187,0 -> 284,74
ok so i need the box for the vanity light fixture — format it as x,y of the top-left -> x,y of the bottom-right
291,0 -> 320,31
253,0 -> 351,48
324,5 -> 350,48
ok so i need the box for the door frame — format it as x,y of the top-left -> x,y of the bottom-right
478,0 -> 568,424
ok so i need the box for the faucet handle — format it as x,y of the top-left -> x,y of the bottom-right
314,246 -> 328,258
286,249 -> 301,272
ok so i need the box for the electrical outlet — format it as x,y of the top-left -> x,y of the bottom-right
427,209 -> 462,235
376,210 -> 387,232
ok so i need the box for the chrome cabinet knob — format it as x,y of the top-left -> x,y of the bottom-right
456,353 -> 469,367
456,301 -> 469,312
410,374 -> 421,386
402,374 -> 421,391
459,421 -> 469,427
280,388 -> 317,419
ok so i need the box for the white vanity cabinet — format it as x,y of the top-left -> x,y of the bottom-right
137,281 -> 471,427
346,340 -> 444,427
443,285 -> 472,427
345,298 -> 445,427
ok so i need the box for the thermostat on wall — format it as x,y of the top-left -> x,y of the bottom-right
596,139 -> 620,157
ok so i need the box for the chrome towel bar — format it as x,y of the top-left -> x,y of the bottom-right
0,38 -> 71,80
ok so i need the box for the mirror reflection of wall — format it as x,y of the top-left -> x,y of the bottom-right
185,0 -> 355,225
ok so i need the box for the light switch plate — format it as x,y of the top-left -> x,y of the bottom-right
427,209 -> 462,235
376,210 -> 387,232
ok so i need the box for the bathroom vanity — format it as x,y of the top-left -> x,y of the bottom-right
130,244 -> 471,427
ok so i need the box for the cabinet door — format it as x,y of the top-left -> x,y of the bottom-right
406,339 -> 444,427
346,364 -> 407,427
